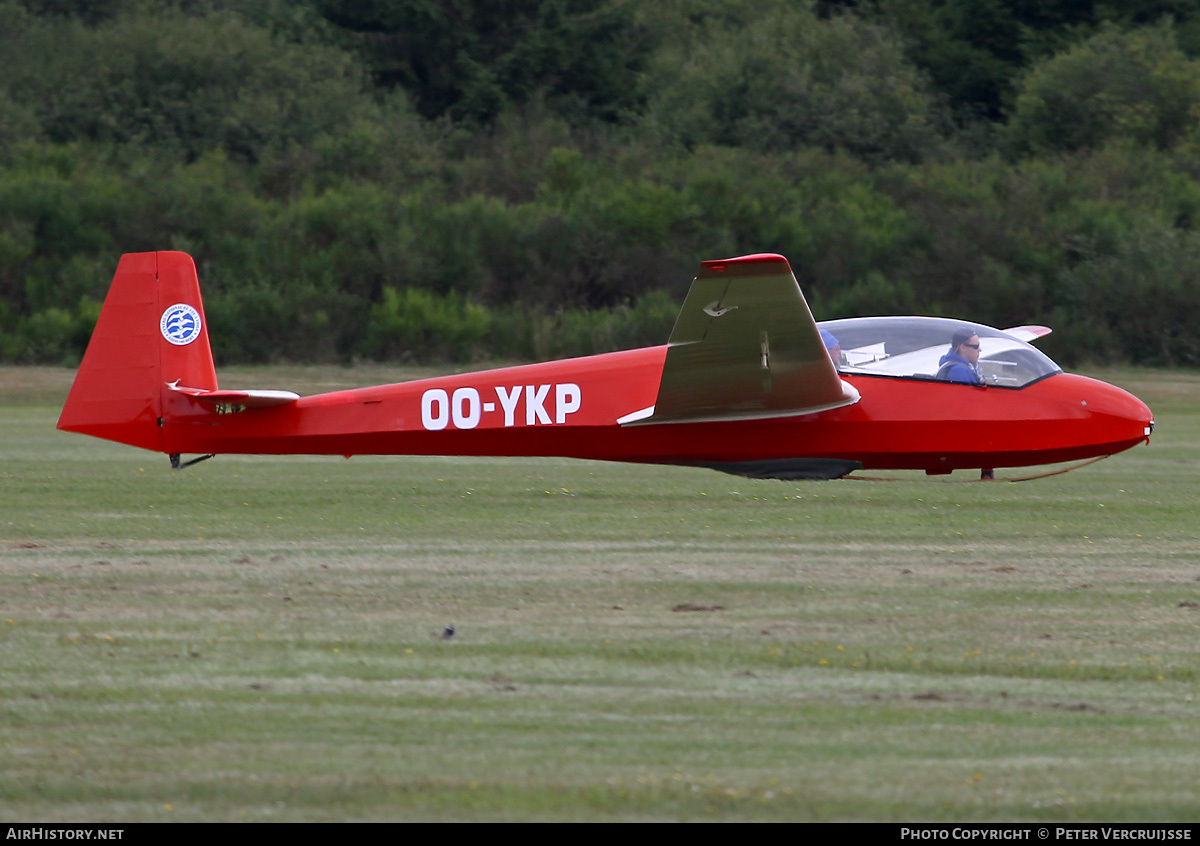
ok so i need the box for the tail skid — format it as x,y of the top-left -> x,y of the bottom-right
169,452 -> 216,470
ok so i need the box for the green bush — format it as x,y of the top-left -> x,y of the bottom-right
17,306 -> 74,363
643,1 -> 944,162
364,286 -> 491,362
3,2 -> 1200,368
2,7 -> 375,163
491,288 -> 679,361
1055,219 -> 1200,366
1009,23 -> 1200,155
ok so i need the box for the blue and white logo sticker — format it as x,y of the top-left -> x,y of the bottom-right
160,303 -> 202,346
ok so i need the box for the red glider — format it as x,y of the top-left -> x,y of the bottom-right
58,251 -> 1153,479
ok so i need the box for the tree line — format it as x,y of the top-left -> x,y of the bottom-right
3,0 -> 1200,367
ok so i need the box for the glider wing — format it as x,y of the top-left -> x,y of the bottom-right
626,254 -> 858,425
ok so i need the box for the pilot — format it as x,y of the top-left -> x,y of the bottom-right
937,329 -> 983,385
820,329 -> 843,367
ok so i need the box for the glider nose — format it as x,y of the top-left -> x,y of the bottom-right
1077,375 -> 1154,452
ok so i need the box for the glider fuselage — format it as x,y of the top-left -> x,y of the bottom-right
154,348 -> 1151,474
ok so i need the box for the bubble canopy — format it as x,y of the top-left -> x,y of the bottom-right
816,316 -> 1061,389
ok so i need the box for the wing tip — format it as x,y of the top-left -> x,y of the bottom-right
699,253 -> 791,275
1003,324 -> 1053,342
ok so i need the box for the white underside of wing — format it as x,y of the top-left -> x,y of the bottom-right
617,406 -> 655,425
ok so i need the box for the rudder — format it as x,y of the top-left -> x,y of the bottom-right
58,251 -> 217,452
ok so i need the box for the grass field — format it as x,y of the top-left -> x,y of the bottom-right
2,365 -> 1198,822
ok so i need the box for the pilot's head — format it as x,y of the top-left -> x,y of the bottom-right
951,329 -> 981,365
820,329 -> 842,365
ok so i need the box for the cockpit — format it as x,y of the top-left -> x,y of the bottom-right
816,317 -> 1062,389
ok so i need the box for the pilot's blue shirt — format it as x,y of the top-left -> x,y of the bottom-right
937,350 -> 983,384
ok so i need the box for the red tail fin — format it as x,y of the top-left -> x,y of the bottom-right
58,251 -> 217,452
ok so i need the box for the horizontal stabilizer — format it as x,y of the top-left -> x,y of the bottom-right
168,382 -> 299,408
629,254 -> 857,425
